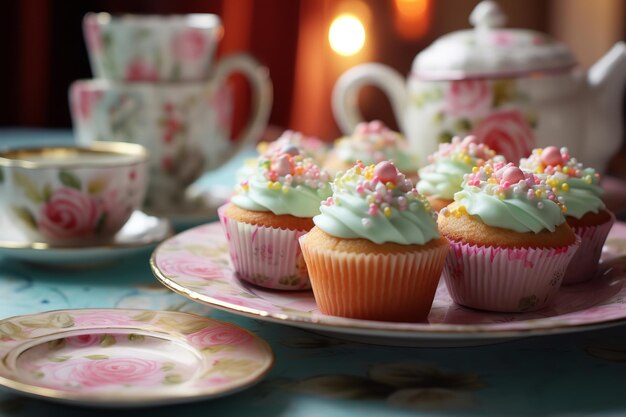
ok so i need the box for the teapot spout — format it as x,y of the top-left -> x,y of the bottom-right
585,42 -> 626,171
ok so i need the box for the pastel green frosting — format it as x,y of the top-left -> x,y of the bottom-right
232,155 -> 332,218
417,159 -> 470,200
335,142 -> 415,172
232,177 -> 330,218
558,174 -> 605,219
454,188 -> 565,233
313,165 -> 439,245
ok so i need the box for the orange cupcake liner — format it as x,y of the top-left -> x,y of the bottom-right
564,211 -> 615,284
299,236 -> 449,322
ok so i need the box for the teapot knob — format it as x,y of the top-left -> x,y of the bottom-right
470,1 -> 506,29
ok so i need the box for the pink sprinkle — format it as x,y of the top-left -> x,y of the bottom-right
356,184 -> 364,193
501,181 -> 511,190
369,203 -> 378,216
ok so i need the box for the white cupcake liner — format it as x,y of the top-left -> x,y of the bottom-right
442,237 -> 580,312
299,235 -> 449,321
218,206 -> 310,290
563,212 -> 615,284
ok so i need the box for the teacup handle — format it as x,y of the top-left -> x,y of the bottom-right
332,63 -> 407,134
207,53 -> 273,164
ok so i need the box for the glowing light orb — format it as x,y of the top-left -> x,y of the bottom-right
329,14 -> 365,56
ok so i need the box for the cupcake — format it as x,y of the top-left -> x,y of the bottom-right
299,161 -> 449,322
417,135 -> 503,212
324,120 -> 418,180
220,147 -> 332,290
438,161 -> 580,312
520,146 -> 615,284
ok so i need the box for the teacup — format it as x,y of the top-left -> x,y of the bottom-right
0,142 -> 148,245
69,54 -> 272,210
84,12 -> 223,82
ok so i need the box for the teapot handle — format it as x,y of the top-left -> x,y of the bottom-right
206,53 -> 273,165
332,63 -> 408,134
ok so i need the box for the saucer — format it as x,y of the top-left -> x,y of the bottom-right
0,211 -> 172,267
0,309 -> 274,407
151,221 -> 626,347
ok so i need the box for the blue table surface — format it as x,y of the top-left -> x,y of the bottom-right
1,129 -> 626,417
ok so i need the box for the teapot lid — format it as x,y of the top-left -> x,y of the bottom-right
412,1 -> 577,80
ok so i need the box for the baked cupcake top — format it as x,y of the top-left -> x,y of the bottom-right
417,135 -> 501,200
232,148 -> 332,218
519,146 -> 604,219
257,130 -> 328,162
331,120 -> 415,172
444,161 -> 566,233
314,161 -> 439,245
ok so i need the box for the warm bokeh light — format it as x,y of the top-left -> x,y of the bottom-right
328,14 -> 366,56
393,0 -> 430,39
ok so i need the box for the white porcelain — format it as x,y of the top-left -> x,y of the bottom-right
0,309 -> 273,407
150,221 -> 626,347
84,13 -> 223,82
0,211 -> 171,267
69,54 -> 272,210
332,1 -> 626,170
0,142 -> 148,245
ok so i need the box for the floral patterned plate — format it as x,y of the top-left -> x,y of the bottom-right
0,211 -> 172,267
151,221 -> 626,347
0,309 -> 274,407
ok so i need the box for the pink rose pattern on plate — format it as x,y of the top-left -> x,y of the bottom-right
171,29 -> 208,61
0,310 -> 272,397
43,357 -> 164,389
125,58 -> 160,82
153,221 -> 626,334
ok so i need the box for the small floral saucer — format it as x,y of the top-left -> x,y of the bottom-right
0,211 -> 172,267
151,221 -> 626,347
0,309 -> 274,407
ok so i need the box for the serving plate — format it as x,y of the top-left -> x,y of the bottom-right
151,221 -> 626,347
0,211 -> 171,267
0,309 -> 274,407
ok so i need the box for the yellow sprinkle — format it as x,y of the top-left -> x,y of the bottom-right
584,175 -> 592,184
366,195 -> 375,204
535,189 -> 542,198
472,166 -> 479,173
273,182 -> 282,191
487,178 -> 498,184
561,183 -> 569,192
386,182 -> 395,189
562,166 -> 569,174
266,181 -> 274,189
561,205 -> 567,213
384,207 -> 392,218
537,165 -> 544,174
282,185 -> 289,194
537,148 -> 543,155
463,155 -> 471,165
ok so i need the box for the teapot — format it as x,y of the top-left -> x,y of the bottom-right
332,1 -> 626,171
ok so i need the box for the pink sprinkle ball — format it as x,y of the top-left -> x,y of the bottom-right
502,166 -> 525,184
271,154 -> 293,176
540,146 -> 563,166
374,161 -> 398,184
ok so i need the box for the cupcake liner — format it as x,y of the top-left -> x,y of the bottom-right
443,237 -> 580,313
564,212 -> 615,285
299,236 -> 449,322
219,206 -> 310,290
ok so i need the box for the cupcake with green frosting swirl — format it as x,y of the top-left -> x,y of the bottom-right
438,161 -> 579,312
300,161 -> 449,322
325,121 -> 418,180
417,135 -> 503,211
520,146 -> 614,284
220,146 -> 332,290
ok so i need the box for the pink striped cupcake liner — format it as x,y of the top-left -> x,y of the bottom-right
443,237 -> 580,312
563,211 -> 615,284
218,205 -> 310,290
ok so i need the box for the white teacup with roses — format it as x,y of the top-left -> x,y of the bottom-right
0,142 -> 148,245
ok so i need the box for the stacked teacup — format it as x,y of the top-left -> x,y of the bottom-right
70,13 -> 272,213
